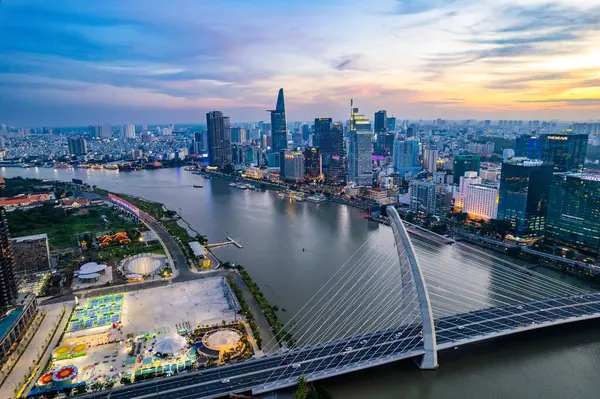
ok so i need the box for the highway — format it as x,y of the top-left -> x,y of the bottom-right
72,293 -> 600,399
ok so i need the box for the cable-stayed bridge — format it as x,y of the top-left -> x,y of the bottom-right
76,207 -> 600,399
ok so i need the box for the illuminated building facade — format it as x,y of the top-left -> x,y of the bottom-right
304,147 -> 323,181
540,133 -> 588,172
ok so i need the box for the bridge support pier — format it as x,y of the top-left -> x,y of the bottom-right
387,206 -> 438,370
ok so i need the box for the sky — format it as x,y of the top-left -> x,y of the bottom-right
1,0 -> 600,126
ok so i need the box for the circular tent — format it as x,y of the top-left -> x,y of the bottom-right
38,372 -> 54,386
79,262 -> 106,275
154,334 -> 187,357
52,365 -> 78,386
123,254 -> 166,275
78,273 -> 100,282
52,344 -> 72,359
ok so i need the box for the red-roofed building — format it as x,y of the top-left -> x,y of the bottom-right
0,194 -> 53,210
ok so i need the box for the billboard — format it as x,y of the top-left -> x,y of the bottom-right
108,193 -> 140,217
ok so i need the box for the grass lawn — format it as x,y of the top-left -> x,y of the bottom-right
7,204 -> 145,250
97,243 -> 165,264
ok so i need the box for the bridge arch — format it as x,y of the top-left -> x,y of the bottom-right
386,206 -> 438,369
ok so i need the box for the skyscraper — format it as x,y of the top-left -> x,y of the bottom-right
320,123 -> 346,184
540,133 -> 588,172
191,132 -> 204,154
269,88 -> 287,153
409,180 -> 450,217
497,159 -> 553,238
68,137 -> 87,156
374,110 -> 387,134
452,155 -> 481,184
313,118 -> 332,149
122,124 -> 136,139
422,148 -> 438,172
100,124 -> 112,139
301,124 -> 311,142
230,127 -> 247,144
392,138 -> 421,175
206,111 -> 232,167
0,207 -> 18,309
280,150 -> 304,182
387,117 -> 397,133
304,147 -> 323,181
546,173 -> 600,257
515,134 -> 542,159
348,103 -> 373,186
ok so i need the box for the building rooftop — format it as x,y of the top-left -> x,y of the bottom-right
188,241 -> 207,257
11,233 -> 48,243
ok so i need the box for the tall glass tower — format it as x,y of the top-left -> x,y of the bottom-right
0,207 -> 17,310
269,88 -> 288,153
348,102 -> 373,186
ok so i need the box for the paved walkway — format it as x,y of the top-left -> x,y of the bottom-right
0,302 -> 72,399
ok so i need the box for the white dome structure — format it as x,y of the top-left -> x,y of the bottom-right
154,334 -> 187,356
79,262 -> 106,274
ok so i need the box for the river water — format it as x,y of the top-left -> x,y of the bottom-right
4,167 -> 600,398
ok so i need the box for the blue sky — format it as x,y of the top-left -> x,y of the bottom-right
1,0 -> 600,126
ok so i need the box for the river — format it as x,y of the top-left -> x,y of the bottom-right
4,166 -> 600,398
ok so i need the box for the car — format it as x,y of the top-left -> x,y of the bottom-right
221,379 -> 230,384
292,363 -> 301,369
458,326 -> 464,330
393,333 -> 401,338
517,305 -> 523,309
359,340 -> 368,345
345,346 -> 353,351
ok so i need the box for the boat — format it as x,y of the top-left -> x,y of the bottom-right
229,183 -> 237,187
306,195 -> 327,203
104,164 -> 119,170
193,185 -> 203,188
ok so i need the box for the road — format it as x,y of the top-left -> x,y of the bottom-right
73,293 -> 600,399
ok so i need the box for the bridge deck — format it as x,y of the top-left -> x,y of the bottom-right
68,293 -> 600,399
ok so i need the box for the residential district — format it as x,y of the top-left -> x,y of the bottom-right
0,89 -> 600,398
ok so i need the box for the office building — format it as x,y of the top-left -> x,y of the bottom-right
314,118 -> 332,149
515,134 -> 542,159
320,122 -> 346,184
497,159 -> 553,238
122,124 -> 136,138
304,147 -> 323,181
0,208 -> 17,309
348,105 -> 373,186
301,124 -> 311,142
452,155 -> 481,184
231,127 -> 247,144
464,184 -> 498,221
540,133 -> 588,172
546,173 -> 600,257
191,132 -> 204,154
409,180 -> 450,217
392,138 -> 421,176
423,148 -> 438,172
206,111 -> 232,167
387,117 -> 396,133
280,150 -> 304,182
67,137 -> 87,156
374,110 -> 387,134
269,88 -> 288,153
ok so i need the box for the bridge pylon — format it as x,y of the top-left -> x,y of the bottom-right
387,206 -> 438,369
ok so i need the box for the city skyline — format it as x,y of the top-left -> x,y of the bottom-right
2,0 -> 600,126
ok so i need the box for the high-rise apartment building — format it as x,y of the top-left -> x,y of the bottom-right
546,173 -> 600,257
540,133 -> 588,172
0,208 -> 18,309
409,180 -> 449,217
497,159 -> 553,238
452,155 -> 481,184
422,148 -> 438,172
100,124 -> 112,139
68,137 -> 87,156
455,171 -> 481,210
269,89 -> 288,153
122,124 -> 136,138
348,104 -> 373,186
206,111 -> 232,167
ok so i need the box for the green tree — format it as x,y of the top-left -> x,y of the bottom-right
295,377 -> 310,399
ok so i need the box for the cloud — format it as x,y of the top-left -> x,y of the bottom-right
516,98 -> 600,106
333,54 -> 368,71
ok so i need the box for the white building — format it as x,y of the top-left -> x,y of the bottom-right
122,124 -> 136,138
454,171 -> 481,209
280,150 -> 304,182
423,148 -> 438,172
465,184 -> 498,220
